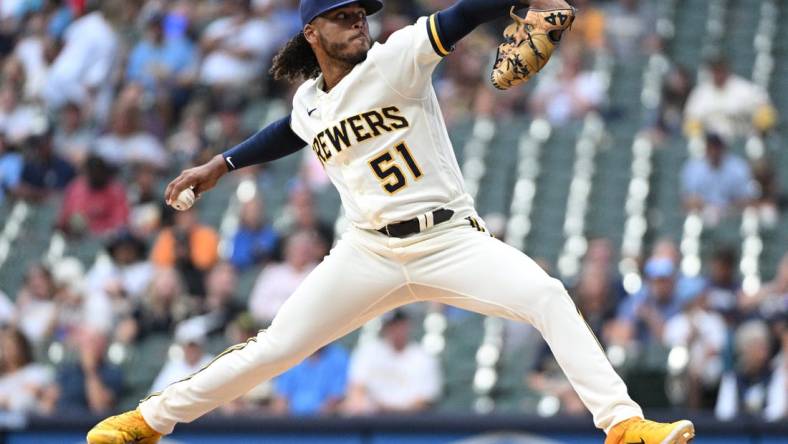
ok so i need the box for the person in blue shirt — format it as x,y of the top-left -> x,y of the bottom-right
617,257 -> 684,345
230,198 -> 279,270
16,129 -> 76,201
272,343 -> 349,415
0,139 -> 23,205
126,13 -> 197,95
681,133 -> 756,225
47,328 -> 124,414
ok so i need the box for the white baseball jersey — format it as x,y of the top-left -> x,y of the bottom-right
290,15 -> 473,229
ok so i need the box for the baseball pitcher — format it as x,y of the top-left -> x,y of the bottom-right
88,1 -> 695,443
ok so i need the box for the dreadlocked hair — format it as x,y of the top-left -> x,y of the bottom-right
270,32 -> 321,83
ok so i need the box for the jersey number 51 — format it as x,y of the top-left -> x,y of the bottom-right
369,142 -> 423,194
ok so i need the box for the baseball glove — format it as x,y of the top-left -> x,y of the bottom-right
491,0 -> 576,90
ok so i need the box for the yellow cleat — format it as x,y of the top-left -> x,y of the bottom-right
86,408 -> 163,444
605,417 -> 695,444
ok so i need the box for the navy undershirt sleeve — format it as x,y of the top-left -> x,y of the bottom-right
221,116 -> 307,171
436,0 -> 524,49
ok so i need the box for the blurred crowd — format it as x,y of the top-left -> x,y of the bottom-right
0,0 -> 785,425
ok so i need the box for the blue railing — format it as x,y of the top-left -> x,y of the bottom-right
2,412 -> 787,444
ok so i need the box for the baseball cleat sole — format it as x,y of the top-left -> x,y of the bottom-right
660,420 -> 695,444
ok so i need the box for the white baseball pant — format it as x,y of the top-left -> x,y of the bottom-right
139,213 -> 643,434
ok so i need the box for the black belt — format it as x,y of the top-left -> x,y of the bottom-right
377,209 -> 454,238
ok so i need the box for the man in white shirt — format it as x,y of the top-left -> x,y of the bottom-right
199,0 -> 283,86
684,56 -> 777,140
150,324 -> 213,394
344,310 -> 441,413
715,320 -> 785,421
42,1 -> 119,122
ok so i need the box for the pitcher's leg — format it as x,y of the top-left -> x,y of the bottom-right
140,239 -> 410,434
411,230 -> 642,431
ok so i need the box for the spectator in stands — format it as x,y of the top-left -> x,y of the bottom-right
126,12 -> 197,96
57,154 -> 129,237
151,206 -> 219,296
655,66 -> 693,137
177,262 -> 244,348
276,184 -> 334,252
572,262 -> 617,344
45,0 -> 75,40
94,101 -> 170,171
230,198 -> 279,271
150,323 -> 212,394
49,257 -> 87,341
741,252 -> 788,319
603,0 -> 657,58
42,0 -> 121,123
562,0 -> 606,53
83,231 -> 154,334
528,47 -> 605,126
43,327 -> 123,414
0,85 -> 47,142
684,56 -> 777,140
616,257 -> 682,345
128,163 -> 166,238
2,57 -> 26,94
166,102 -> 207,165
201,95 -> 249,162
15,127 -> 76,202
344,310 -> 441,414
0,327 -> 54,414
269,0 -> 301,40
715,320 -> 783,421
663,278 -> 727,410
11,11 -> 51,100
681,133 -> 756,226
119,267 -> 195,343
650,237 -> 682,265
248,230 -> 318,324
0,135 -> 23,205
14,263 -> 58,346
705,247 -> 741,318
766,323 -> 787,421
52,102 -> 94,168
582,237 -> 616,271
750,157 -> 781,228
434,38 -> 498,127
198,0 -> 280,87
272,343 -> 349,416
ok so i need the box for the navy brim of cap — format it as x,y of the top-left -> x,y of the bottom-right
304,0 -> 383,26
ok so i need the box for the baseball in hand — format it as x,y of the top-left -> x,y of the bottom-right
171,187 -> 195,211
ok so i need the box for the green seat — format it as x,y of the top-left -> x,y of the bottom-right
437,314 -> 484,412
119,334 -> 173,411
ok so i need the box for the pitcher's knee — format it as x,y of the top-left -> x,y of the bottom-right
540,277 -> 569,297
533,277 -> 575,310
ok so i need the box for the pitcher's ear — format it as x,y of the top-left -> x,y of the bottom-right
303,24 -> 318,45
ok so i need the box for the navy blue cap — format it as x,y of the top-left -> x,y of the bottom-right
300,0 -> 383,27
